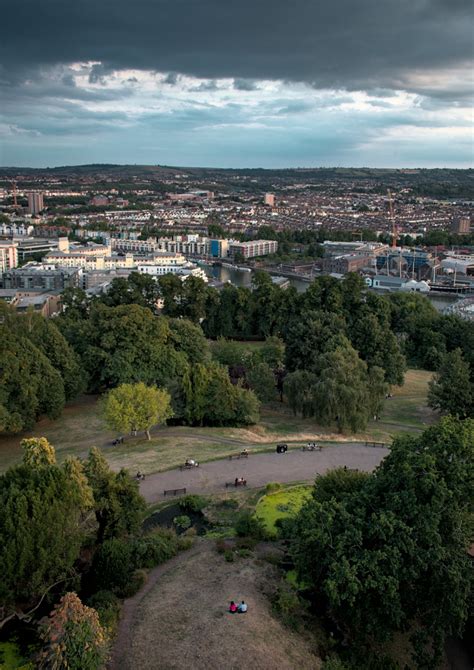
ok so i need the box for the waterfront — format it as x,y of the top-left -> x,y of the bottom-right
203,263 -> 460,312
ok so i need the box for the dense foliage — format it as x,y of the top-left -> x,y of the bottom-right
291,417 -> 474,668
102,382 -> 173,440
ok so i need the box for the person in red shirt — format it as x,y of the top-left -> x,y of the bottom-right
229,601 -> 238,613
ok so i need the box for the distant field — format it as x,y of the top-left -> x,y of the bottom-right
0,369 -> 436,474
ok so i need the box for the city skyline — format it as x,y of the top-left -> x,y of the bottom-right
0,0 -> 473,168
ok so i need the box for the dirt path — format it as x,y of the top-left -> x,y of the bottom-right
109,541 -> 204,669
139,443 -> 388,503
110,540 -> 321,670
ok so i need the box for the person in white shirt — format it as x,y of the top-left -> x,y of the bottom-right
238,601 -> 248,613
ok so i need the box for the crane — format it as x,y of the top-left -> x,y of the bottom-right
9,179 -> 20,210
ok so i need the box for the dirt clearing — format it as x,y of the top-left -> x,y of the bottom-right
111,540 -> 321,670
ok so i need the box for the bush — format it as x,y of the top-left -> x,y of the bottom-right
265,482 -> 282,493
224,549 -> 235,562
234,511 -> 266,539
131,528 -> 179,569
275,516 -> 296,539
121,569 -> 147,598
236,548 -> 252,558
87,591 -> 121,631
272,583 -> 306,630
92,538 -> 134,596
173,515 -> 191,531
178,495 -> 207,513
177,535 -> 194,551
235,536 -> 257,550
321,656 -> 351,670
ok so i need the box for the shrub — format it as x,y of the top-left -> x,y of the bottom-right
177,535 -> 194,551
215,538 -> 227,554
121,569 -> 147,598
265,482 -> 282,493
92,538 -> 134,596
236,548 -> 252,558
173,514 -> 191,531
87,591 -> 121,631
272,583 -> 306,630
38,592 -> 108,670
321,656 -> 351,670
224,549 -> 235,562
131,528 -> 179,569
234,511 -> 266,539
178,495 -> 207,513
235,536 -> 257,550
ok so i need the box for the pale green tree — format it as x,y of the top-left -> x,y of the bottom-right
102,382 -> 173,440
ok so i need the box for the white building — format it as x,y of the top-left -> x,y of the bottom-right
0,240 -> 18,273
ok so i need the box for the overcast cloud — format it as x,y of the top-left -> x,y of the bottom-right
0,0 -> 472,167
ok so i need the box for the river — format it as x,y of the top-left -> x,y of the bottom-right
202,263 -> 459,312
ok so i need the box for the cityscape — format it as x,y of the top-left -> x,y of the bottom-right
0,0 -> 473,669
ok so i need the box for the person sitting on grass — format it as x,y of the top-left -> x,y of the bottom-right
238,601 -> 247,613
229,601 -> 238,613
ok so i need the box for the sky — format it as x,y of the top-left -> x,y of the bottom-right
0,0 -> 473,168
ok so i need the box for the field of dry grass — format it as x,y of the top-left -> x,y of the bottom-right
0,369 -> 436,474
114,541 -> 321,670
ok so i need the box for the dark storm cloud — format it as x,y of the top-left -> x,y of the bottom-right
0,0 -> 472,97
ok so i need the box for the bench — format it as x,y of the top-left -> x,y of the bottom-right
228,453 -> 249,460
163,487 -> 187,496
364,441 -> 387,448
225,481 -> 247,488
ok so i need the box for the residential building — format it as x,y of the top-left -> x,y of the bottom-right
0,240 -> 18,273
264,193 -> 275,207
228,239 -> 278,258
2,263 -> 82,291
0,222 -> 34,237
27,192 -> 44,215
451,217 -> 471,235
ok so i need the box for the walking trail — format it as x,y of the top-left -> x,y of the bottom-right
139,443 -> 389,503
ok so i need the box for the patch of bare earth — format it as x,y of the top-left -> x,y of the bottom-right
114,541 -> 321,670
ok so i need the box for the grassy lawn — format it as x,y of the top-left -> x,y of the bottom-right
255,485 -> 312,536
0,369 -> 436,474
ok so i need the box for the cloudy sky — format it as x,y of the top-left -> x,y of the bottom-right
0,0 -> 473,168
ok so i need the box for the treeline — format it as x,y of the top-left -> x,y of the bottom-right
288,417 -> 474,668
0,437 -> 191,667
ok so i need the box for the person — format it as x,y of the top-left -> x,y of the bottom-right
235,477 -> 239,486
238,601 -> 248,613
229,601 -> 238,613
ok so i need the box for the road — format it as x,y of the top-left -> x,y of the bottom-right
139,443 -> 389,503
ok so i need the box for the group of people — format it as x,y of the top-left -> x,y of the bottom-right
234,477 -> 246,486
229,600 -> 248,614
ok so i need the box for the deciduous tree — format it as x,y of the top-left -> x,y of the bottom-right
102,382 -> 173,440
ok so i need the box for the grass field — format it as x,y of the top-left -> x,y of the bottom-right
0,369 -> 436,474
255,485 -> 312,536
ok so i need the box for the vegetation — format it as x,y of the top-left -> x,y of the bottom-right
428,349 -> 473,419
102,382 -> 173,440
37,592 -> 108,670
291,417 -> 474,668
255,485 -> 311,536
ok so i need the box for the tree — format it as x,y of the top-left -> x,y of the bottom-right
312,342 -> 373,432
246,359 -> 277,402
260,336 -> 285,369
292,418 -> 474,668
428,349 -> 473,418
84,447 -> 145,543
38,592 -> 108,670
284,370 -> 318,418
101,272 -> 161,312
0,328 -> 65,432
0,439 -> 93,628
102,382 -> 173,440
168,318 -> 210,364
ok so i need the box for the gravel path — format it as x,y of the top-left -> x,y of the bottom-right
139,443 -> 389,503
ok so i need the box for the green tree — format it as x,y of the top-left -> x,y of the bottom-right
84,447 -> 145,543
292,418 -> 474,668
0,440 -> 93,627
428,349 -> 473,418
102,382 -> 173,440
260,336 -> 285,369
38,592 -> 108,670
101,272 -> 161,312
0,328 -> 65,432
246,359 -> 277,402
284,370 -> 318,418
313,342 -> 372,431
168,318 -> 210,364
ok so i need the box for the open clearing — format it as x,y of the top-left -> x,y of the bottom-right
111,540 -> 321,670
255,486 -> 312,536
0,369 -> 434,474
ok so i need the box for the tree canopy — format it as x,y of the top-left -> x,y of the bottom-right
102,382 -> 173,440
291,417 -> 474,668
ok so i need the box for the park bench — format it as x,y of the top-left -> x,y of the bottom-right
365,441 -> 387,448
228,453 -> 249,460
163,487 -> 187,496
